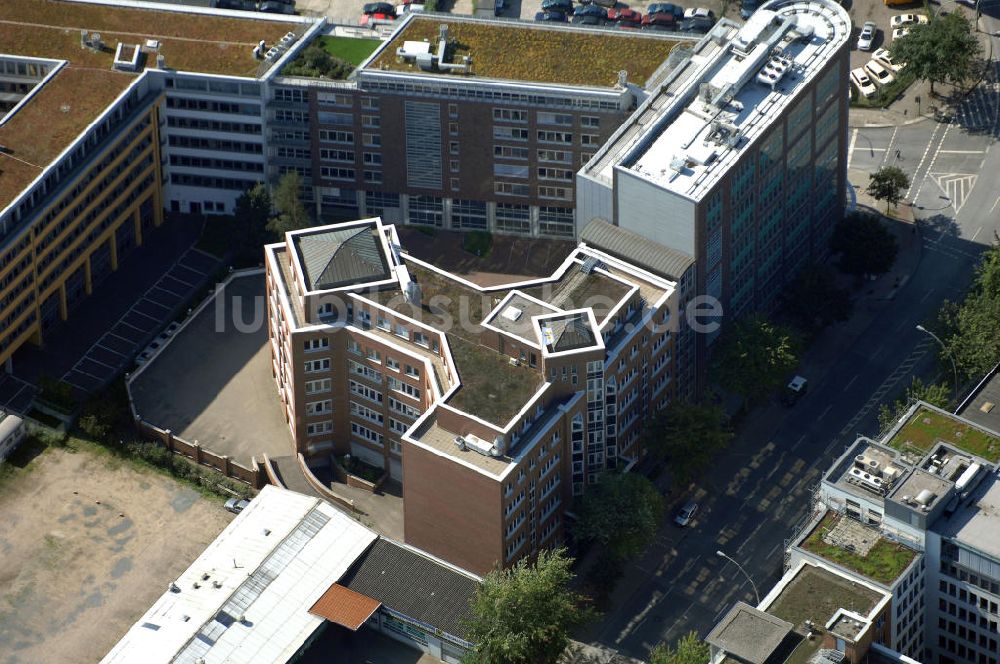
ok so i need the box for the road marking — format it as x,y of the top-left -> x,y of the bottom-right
791,434 -> 807,451
906,122 -> 943,200
990,195 -> 1000,216
972,226 -> 984,242
848,128 -> 858,168
881,126 -> 899,167
767,542 -> 782,558
931,173 -> 978,213
920,287 -> 935,303
818,404 -> 833,421
96,343 -> 128,358
843,374 -> 859,391
937,150 -> 986,154
913,124 -> 954,203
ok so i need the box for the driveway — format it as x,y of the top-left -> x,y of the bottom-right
129,272 -> 293,467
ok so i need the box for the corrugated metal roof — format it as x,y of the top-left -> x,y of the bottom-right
340,539 -> 480,640
308,583 -> 381,631
296,226 -> 389,291
101,485 -> 377,664
580,218 -> 693,281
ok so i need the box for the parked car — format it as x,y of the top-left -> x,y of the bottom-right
865,59 -> 896,86
873,47 -> 905,72
857,21 -> 877,51
259,0 -> 295,12
493,0 -> 505,15
359,12 -> 394,26
642,22 -> 674,31
890,13 -> 928,27
782,375 -> 808,406
541,0 -> 574,12
680,16 -> 714,33
573,4 -> 608,19
162,321 -> 181,337
740,0 -> 761,19
642,11 -> 678,28
216,0 -> 255,10
363,1 -> 395,14
607,7 -> 641,21
224,498 -> 250,514
674,500 -> 699,527
591,0 -> 617,7
683,6 -> 713,18
647,2 -> 684,17
535,9 -> 568,20
891,26 -> 910,41
850,67 -> 877,98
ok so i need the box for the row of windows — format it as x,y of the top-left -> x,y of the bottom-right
166,115 -> 262,135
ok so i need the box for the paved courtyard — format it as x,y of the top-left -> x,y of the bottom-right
0,441 -> 232,664
129,272 -> 293,467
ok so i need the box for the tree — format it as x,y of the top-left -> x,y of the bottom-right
643,402 -> 733,482
462,549 -> 593,664
573,472 -> 665,560
779,263 -> 852,336
830,212 -> 899,277
890,12 -> 982,94
710,316 -> 800,406
234,182 -> 273,251
939,243 -> 1000,379
282,43 -> 353,79
866,166 -> 910,214
877,377 -> 951,433
649,631 -> 710,664
268,172 -> 311,235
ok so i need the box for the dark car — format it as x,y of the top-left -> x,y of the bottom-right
647,3 -> 684,17
363,1 -> 395,14
573,5 -> 608,19
641,21 -> 675,31
641,11 -> 678,27
540,0 -> 574,13
216,0 -> 255,10
259,0 -> 295,12
740,0 -> 761,18
494,0 -> 505,15
571,13 -> 605,24
679,16 -> 714,33
535,9 -> 568,20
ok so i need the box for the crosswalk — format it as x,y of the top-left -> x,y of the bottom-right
954,63 -> 1000,132
930,172 -> 978,212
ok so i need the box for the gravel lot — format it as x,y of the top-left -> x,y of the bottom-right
0,442 -> 232,664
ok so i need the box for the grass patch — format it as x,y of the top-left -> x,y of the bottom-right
887,406 -> 1000,462
800,513 -> 917,585
446,336 -> 542,426
462,230 -> 492,258
372,16 -> 678,87
317,36 -> 381,66
338,454 -> 382,483
850,70 -> 917,109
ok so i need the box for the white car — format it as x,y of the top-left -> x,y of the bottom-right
865,60 -> 896,86
674,501 -> 699,527
851,67 -> 877,99
890,13 -> 917,27
857,21 -> 877,51
892,27 -> 910,41
873,47 -> 905,72
684,6 -> 712,18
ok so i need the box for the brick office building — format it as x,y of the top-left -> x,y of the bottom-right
265,217 -> 681,573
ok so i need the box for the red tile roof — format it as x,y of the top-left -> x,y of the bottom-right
308,583 -> 381,631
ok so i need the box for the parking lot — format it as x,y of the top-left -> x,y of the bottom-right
129,272 -> 294,467
61,247 -> 219,396
0,441 -> 232,664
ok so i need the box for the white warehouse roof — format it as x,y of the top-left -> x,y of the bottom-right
101,485 -> 377,664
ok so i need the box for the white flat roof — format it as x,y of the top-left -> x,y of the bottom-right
619,0 -> 849,201
101,485 -> 377,664
937,473 -> 1000,560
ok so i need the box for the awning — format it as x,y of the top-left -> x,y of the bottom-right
308,583 -> 382,631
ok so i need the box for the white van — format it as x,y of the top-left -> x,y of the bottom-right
0,411 -> 26,463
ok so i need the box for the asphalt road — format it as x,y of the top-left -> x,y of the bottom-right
585,21 -> 1000,660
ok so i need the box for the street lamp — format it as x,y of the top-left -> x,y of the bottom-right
915,324 -> 959,403
716,550 -> 761,606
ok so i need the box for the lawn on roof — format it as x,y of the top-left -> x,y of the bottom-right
888,406 -> 1000,462
318,36 -> 382,66
800,512 -> 917,585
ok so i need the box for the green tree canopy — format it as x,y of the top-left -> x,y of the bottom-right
939,243 -> 1000,379
234,182 -> 273,251
573,472 -> 665,560
642,401 -> 733,482
877,377 -> 952,433
779,263 -> 852,336
866,166 -> 910,213
283,43 -> 354,79
649,631 -> 710,664
710,315 -> 800,405
268,172 -> 311,235
889,12 -> 982,94
462,548 -> 593,664
830,212 -> 899,277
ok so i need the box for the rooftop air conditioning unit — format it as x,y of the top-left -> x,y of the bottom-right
502,306 -> 523,322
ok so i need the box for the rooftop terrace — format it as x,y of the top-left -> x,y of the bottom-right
799,512 -> 917,586
766,563 -> 884,664
888,405 -> 1000,463
368,14 -> 679,88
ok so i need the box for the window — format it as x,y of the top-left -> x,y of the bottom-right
304,358 -> 331,373
389,440 -> 402,454
317,111 -> 352,125
493,108 -> 528,123
389,418 -> 409,435
305,378 -> 332,394
581,116 -> 600,127
306,421 -> 332,436
450,178 -> 459,191
363,133 -> 381,147
303,338 -> 329,352
405,364 -> 420,378
318,130 -> 353,144
495,145 -> 529,160
320,148 -> 355,163
361,96 -> 379,110
452,199 -> 487,230
362,114 -> 380,128
538,130 -> 572,144
366,348 -> 381,362
320,167 -> 355,181
537,112 -> 572,126
316,91 -> 351,107
537,167 -> 573,181
538,149 -> 571,163
350,380 -> 382,403
351,422 -> 384,447
306,400 -> 332,415
493,127 -> 529,141
449,122 -> 459,135
350,401 -> 384,424
449,103 -> 458,118
389,397 -> 421,418
494,164 -> 529,178
450,159 -> 460,172
386,357 -> 400,371
495,182 -> 529,197
581,134 -> 600,146
388,376 -> 421,400
349,360 -> 383,383
363,152 -> 382,165
496,203 -> 530,234
539,186 -> 571,201
364,170 -> 382,184
449,141 -> 459,155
